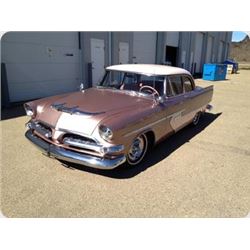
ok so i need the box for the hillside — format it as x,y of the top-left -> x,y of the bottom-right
229,35 -> 250,63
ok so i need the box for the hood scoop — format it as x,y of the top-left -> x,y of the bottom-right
51,103 -> 105,116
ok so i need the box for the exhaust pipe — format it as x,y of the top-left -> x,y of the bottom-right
206,104 -> 213,111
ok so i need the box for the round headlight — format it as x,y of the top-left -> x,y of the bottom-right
24,104 -> 34,117
99,125 -> 113,141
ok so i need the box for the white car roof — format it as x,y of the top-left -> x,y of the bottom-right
106,64 -> 192,76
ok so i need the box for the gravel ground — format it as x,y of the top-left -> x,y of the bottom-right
1,70 -> 250,217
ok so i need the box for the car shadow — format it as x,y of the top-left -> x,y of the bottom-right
60,112 -> 222,179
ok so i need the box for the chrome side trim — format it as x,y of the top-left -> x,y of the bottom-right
123,117 -> 167,138
123,109 -> 187,138
25,130 -> 126,170
167,109 -> 185,119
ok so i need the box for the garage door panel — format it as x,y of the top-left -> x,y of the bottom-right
2,32 -> 81,103
2,32 -> 79,47
8,79 -> 79,102
133,32 -> 156,63
6,63 -> 80,83
165,32 -> 179,47
2,42 -> 80,64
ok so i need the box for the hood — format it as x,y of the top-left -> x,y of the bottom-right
33,88 -> 152,135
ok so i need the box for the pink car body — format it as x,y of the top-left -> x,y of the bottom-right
24,64 -> 213,169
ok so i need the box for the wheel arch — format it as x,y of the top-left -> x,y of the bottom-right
144,130 -> 156,149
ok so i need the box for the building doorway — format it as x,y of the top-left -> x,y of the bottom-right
165,46 -> 178,66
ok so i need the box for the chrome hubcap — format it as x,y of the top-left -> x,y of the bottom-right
128,136 -> 145,162
193,113 -> 200,124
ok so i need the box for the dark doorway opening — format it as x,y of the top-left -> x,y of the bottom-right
165,46 -> 178,66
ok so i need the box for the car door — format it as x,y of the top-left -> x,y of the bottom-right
182,74 -> 203,122
163,75 -> 187,132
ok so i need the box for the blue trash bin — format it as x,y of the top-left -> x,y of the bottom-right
202,64 -> 227,81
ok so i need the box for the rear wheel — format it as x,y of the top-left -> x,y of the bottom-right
127,134 -> 148,166
192,112 -> 201,126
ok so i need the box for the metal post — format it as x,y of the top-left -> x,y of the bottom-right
1,63 -> 10,108
108,32 -> 112,66
87,62 -> 93,87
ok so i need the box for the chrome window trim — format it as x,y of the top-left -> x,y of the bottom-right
163,76 -> 167,96
182,74 -> 195,93
167,74 -> 195,97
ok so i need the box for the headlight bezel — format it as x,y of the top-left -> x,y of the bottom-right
98,125 -> 113,141
24,104 -> 35,117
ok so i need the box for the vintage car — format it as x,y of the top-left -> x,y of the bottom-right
24,64 -> 213,169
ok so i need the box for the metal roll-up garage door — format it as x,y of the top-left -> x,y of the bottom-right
218,41 -> 224,63
132,32 -> 157,64
193,32 -> 204,73
2,32 -> 81,102
205,35 -> 213,63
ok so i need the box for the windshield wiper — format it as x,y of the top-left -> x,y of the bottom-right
96,85 -> 112,89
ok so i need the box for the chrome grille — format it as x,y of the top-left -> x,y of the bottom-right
28,121 -> 52,138
63,135 -> 102,153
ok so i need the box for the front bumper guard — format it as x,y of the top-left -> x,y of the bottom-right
25,130 -> 126,170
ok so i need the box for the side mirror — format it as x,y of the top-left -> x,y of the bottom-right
79,83 -> 85,91
157,96 -> 166,104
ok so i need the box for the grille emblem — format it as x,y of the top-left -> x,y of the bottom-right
51,103 -> 105,116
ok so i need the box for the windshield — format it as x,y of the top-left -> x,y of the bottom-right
98,70 -> 166,96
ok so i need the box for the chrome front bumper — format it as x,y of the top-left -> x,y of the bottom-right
25,130 -> 126,170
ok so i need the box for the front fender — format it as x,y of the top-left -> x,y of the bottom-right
91,104 -> 163,153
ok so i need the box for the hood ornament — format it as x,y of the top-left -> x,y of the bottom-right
51,103 -> 105,116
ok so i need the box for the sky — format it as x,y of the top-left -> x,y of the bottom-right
232,31 -> 248,42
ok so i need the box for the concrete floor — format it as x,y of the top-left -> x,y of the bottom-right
1,71 -> 250,217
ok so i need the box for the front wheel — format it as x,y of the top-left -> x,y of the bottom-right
127,134 -> 148,166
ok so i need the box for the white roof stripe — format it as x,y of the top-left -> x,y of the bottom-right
106,64 -> 191,76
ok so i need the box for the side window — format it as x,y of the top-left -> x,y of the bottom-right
168,76 -> 183,96
183,76 -> 193,92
